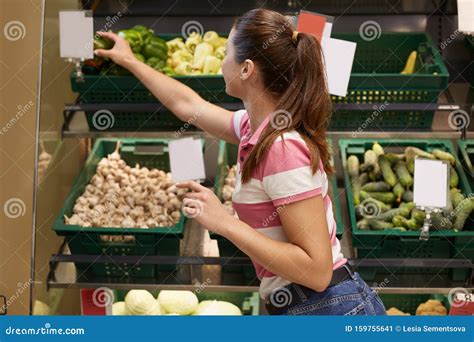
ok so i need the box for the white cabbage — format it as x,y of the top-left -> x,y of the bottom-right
193,300 -> 242,316
112,301 -> 129,315
125,290 -> 162,315
157,290 -> 198,315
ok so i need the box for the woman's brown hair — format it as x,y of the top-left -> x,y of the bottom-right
232,9 -> 334,183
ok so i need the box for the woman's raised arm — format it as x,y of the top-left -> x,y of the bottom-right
94,31 -> 239,144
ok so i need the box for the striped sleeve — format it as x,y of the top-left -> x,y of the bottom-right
261,136 -> 324,206
229,109 -> 247,140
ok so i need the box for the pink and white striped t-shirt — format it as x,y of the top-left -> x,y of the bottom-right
230,110 -> 346,300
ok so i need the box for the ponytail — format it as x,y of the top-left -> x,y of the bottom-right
233,9 -> 334,183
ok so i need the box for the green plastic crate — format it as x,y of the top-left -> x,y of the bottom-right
329,32 -> 449,129
456,139 -> 474,192
53,138 -> 188,279
71,34 -> 237,131
112,290 -> 260,315
379,294 -> 450,315
213,140 -> 344,277
339,139 -> 474,281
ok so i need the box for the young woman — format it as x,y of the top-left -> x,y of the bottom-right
95,8 -> 386,315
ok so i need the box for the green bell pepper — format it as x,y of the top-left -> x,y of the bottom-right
93,35 -> 113,50
134,53 -> 146,63
146,57 -> 166,71
131,25 -> 153,43
162,65 -> 176,76
118,29 -> 144,53
141,36 -> 168,59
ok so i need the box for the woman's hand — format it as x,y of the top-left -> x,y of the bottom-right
176,181 -> 235,235
94,31 -> 136,68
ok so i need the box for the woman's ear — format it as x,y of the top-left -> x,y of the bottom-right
240,59 -> 255,80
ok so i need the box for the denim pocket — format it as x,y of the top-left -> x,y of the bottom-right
287,279 -> 368,316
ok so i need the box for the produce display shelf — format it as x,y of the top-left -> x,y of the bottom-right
329,32 -> 449,130
456,139 -> 474,191
339,138 -> 474,282
53,138 -> 190,280
111,290 -> 260,316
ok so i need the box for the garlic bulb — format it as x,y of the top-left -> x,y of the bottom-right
222,165 -> 237,216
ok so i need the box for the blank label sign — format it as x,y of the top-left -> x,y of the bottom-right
59,11 -> 93,59
413,158 -> 449,208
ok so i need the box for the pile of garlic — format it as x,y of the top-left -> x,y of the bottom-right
222,165 -> 236,215
64,142 -> 186,242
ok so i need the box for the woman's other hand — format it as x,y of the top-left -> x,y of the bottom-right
176,181 -> 235,235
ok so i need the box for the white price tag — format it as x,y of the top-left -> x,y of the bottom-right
413,158 -> 449,209
59,11 -> 93,59
168,138 -> 205,182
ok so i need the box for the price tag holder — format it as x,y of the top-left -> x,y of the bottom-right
59,10 -> 93,59
168,138 -> 206,182
413,158 -> 449,209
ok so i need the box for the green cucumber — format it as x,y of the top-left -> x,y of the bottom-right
367,219 -> 393,230
360,172 -> 369,186
361,181 -> 391,192
372,142 -> 384,156
450,166 -> 459,188
411,208 -> 426,224
364,191 -> 396,204
394,161 -> 413,187
379,155 -> 397,187
450,188 -> 465,209
402,189 -> 414,202
452,197 -> 474,231
430,212 -> 453,230
393,183 -> 405,202
432,148 -> 456,165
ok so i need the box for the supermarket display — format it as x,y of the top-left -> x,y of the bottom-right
88,25 -> 226,76
346,141 -> 472,232
10,0 -> 470,321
